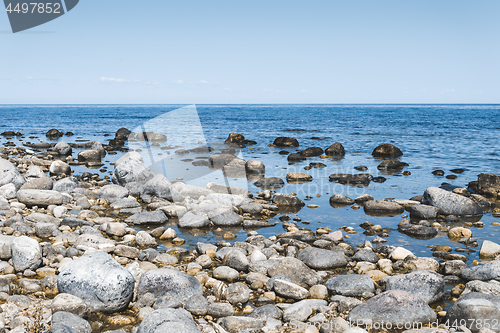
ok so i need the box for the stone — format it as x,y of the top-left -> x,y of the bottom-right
224,282 -> 251,304
213,266 -> 240,282
78,150 -> 102,162
51,311 -> 91,333
184,294 -> 209,316
422,187 -> 483,216
125,211 -> 168,225
0,183 -> 16,199
141,174 -> 179,201
136,308 -> 201,333
273,279 -> 309,300
246,160 -> 265,174
352,249 -> 380,263
300,147 -> 324,157
50,160 -> 72,175
390,247 -> 413,260
329,173 -> 372,186
382,270 -> 445,304
409,204 -> 440,219
11,236 -> 42,272
112,152 -> 155,186
0,157 -> 25,189
53,177 -> 78,193
225,250 -> 250,271
254,177 -> 285,189
273,137 -> 299,147
209,208 -> 243,227
268,257 -> 322,288
347,290 -> 437,326
17,189 -> 63,207
377,159 -> 408,170
35,222 -> 60,238
57,252 -> 135,312
398,220 -> 438,238
329,194 -> 355,205
480,240 -> 500,258
477,173 -> 500,198
286,172 -> 313,182
135,231 -> 158,248
298,247 -> 348,270
99,184 -> 129,201
51,293 -> 88,317
442,260 -> 468,276
46,128 -> 63,138
20,177 -> 53,191
283,299 -> 327,322
463,280 -> 500,297
137,268 -> 203,306
208,302 -> 234,318
178,212 -> 210,228
325,142 -> 345,156
445,292 -> 500,333
54,142 -> 72,155
364,200 -> 404,215
461,260 -> 500,281
326,274 -> 375,298
0,235 -> 14,259
449,227 -> 473,239
219,316 -> 265,333
372,144 -> 403,157
272,193 -> 305,206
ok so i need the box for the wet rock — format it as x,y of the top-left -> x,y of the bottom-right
449,227 -> 472,239
273,137 -> 299,147
409,204 -> 440,219
329,173 -> 372,186
51,293 -> 88,317
300,147 -> 324,157
272,193 -> 304,207
113,152 -> 155,186
477,173 -> 500,198
377,159 -> 408,170
325,142 -> 345,156
209,208 -> 243,227
51,311 -> 91,333
398,220 -> 438,238
137,268 -> 203,306
178,212 -> 210,228
78,150 -> 102,162
12,236 -> 42,272
480,241 -> 500,258
268,257 -> 322,287
352,249 -> 380,263
254,177 -> 284,189
0,157 -> 25,189
442,260 -> 468,276
141,174 -> 179,201
326,274 -> 375,298
298,247 -> 348,270
330,194 -> 355,205
372,143 -> 403,158
54,141 -> 72,155
57,252 -> 135,312
225,132 -> 245,144
125,211 -> 168,225
347,290 -> 436,326
46,129 -> 64,138
287,153 -> 305,162
208,153 -> 238,169
17,189 -> 63,207
364,200 -> 404,215
445,292 -> 500,333
137,308 -> 201,333
461,260 -> 500,281
422,187 -> 483,216
245,160 -> 265,174
382,270 -> 445,304
286,172 -> 313,182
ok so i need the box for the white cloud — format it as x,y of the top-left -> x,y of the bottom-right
441,88 -> 455,94
100,77 -> 128,83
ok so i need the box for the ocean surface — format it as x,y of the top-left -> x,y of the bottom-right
1,104 -> 500,264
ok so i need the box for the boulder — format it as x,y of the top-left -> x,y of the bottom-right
273,279 -> 309,300
137,268 -> 203,307
325,142 -> 345,156
364,200 -> 404,215
409,204 -> 440,219
178,212 -> 210,228
46,129 -> 64,138
208,153 -> 238,169
0,157 -> 25,189
19,177 -> 53,191
54,142 -> 72,155
329,194 -> 355,205
445,292 -> 500,333
125,211 -> 168,225
137,308 -> 201,333
462,280 -> 500,297
219,316 -> 265,333
268,257 -> 322,288
225,132 -> 245,144
17,189 -> 63,207
0,183 -> 16,199
326,274 -> 375,298
480,241 -> 500,258
254,177 -> 284,189
283,299 -> 327,322
477,173 -> 500,198
329,173 -> 372,186
382,270 -> 444,304
300,147 -> 324,157
372,144 -> 403,157
347,290 -> 436,326
51,311 -> 91,333
51,293 -> 88,317
422,187 -> 483,216
99,184 -> 129,201
141,174 -> 179,201
77,150 -> 102,162
298,247 -> 348,270
398,220 -> 438,239
461,260 -> 500,281
286,172 -> 313,182
113,152 -> 155,186
377,159 -> 408,170
53,177 -> 79,193
11,236 -> 42,272
208,208 -> 242,227
245,160 -> 265,174
57,252 -> 135,312
272,193 -> 304,207
50,160 -> 72,175
273,137 -> 299,147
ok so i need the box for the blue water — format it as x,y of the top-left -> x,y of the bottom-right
1,104 -> 499,262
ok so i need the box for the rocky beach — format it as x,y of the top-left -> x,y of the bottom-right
0,118 -> 498,333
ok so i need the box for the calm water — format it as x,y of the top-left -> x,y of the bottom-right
1,104 -> 499,262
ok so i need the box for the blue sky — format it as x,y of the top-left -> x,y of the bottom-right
0,0 -> 499,104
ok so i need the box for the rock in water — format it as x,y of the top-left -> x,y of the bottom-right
382,270 -> 444,304
11,236 -> 42,272
112,152 -> 155,186
54,141 -> 72,155
272,193 -> 305,206
57,252 -> 135,313
347,290 -> 437,326
363,200 -> 404,215
325,142 -> 345,156
372,143 -> 403,157
273,137 -> 299,147
461,260 -> 500,281
422,187 -> 483,216
445,292 -> 500,333
477,173 -> 500,198
137,267 -> 203,307
0,157 -> 25,189
480,240 -> 500,258
245,160 -> 265,174
137,308 -> 201,333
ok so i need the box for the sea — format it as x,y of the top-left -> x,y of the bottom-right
1,104 -> 499,264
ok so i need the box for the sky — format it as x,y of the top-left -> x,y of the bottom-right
0,0 -> 499,104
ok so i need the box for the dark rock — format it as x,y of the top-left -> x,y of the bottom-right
225,132 -> 245,144
352,249 -> 380,263
272,193 -> 304,207
477,173 -> 500,198
377,159 -> 408,170
287,153 -> 305,162
372,143 -> 403,158
329,194 -> 355,205
382,270 -> 445,304
300,147 -> 324,157
398,219 -> 438,238
326,274 -> 375,298
273,137 -> 299,147
409,204 -> 440,219
46,129 -> 64,138
329,173 -> 372,186
432,170 -> 445,176
364,200 -> 404,215
325,142 -> 345,156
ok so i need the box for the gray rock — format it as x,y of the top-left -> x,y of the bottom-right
461,261 -> 500,281
78,150 -> 102,162
283,299 -> 327,322
330,194 -> 355,205
377,159 -> 408,170
50,161 -> 72,175
62,217 -> 93,228
35,222 -> 60,238
445,292 -> 500,333
53,177 -> 78,193
184,294 -> 209,316
329,173 -> 373,186
298,247 -> 348,270
219,316 -> 265,333
272,193 -> 304,206
250,304 -> 283,320
137,268 -> 203,306
0,235 -> 13,259
347,290 -> 437,326
125,211 -> 167,225
245,160 -> 265,174
213,266 -> 240,282
364,200 -> 404,215
20,177 -> 53,190
442,260 -> 468,276
137,308 -> 201,333
57,252 -> 135,312
99,184 -> 129,201
178,212 -> 210,228
51,311 -> 91,333
463,280 -> 500,297
422,187 -> 483,216
398,220 -> 438,239
477,173 -> 500,198
51,293 -> 88,317
0,157 -> 24,189
273,279 -> 309,300
409,204 -> 440,219
208,302 -> 235,318
382,270 -> 445,304
268,257 -> 322,288
54,142 -> 72,155
141,174 -> 179,201
326,274 -> 375,298
224,282 -> 251,304
352,249 -> 380,263
0,183 -> 16,199
11,236 -> 42,272
17,189 -> 63,207
112,152 -> 155,186
224,250 -> 250,272
25,164 -> 46,180
254,177 -> 285,189
208,208 -> 243,227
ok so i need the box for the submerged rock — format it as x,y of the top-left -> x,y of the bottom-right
422,187 -> 483,216
324,142 -> 345,156
364,200 -> 404,215
372,143 -> 403,157
273,137 -> 299,147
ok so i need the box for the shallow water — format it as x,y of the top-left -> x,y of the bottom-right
1,104 -> 499,262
